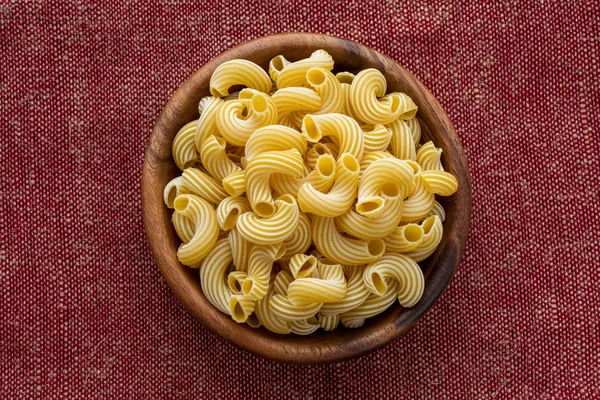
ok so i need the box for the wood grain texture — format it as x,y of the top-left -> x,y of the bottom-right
141,33 -> 472,364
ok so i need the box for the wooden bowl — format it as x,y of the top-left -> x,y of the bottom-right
141,33 -> 471,364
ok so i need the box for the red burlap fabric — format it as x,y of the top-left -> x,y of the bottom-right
2,1 -> 599,398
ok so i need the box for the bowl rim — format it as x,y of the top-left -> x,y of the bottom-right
141,32 -> 472,364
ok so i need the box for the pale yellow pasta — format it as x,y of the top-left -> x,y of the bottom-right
199,238 -> 233,314
350,68 -> 404,125
387,119 -> 416,161
287,260 -> 346,305
172,210 -> 195,243
254,272 -> 293,334
305,67 -> 343,114
269,55 -> 291,82
335,195 -> 403,240
298,153 -> 360,217
359,150 -> 394,173
405,116 -> 421,145
404,215 -> 443,262
401,175 -> 435,223
288,254 -> 318,279
227,270 -> 247,294
301,114 -> 364,161
245,149 -> 303,217
236,194 -> 300,245
270,292 -> 322,321
242,242 -> 285,301
356,158 -> 414,218
384,222 -> 424,253
172,120 -> 199,170
416,141 -> 444,171
427,200 -> 446,222
210,59 -> 272,97
317,313 -> 340,331
363,253 -> 425,307
312,215 -> 385,265
200,135 -> 242,181
174,194 -> 219,267
229,294 -> 255,323
216,196 -> 251,231
216,89 -> 278,146
387,92 -> 418,120
336,72 -> 362,121
362,124 -> 392,153
271,154 -> 337,197
244,125 -> 307,165
272,87 -> 321,128
422,170 -> 459,196
275,49 -> 335,88
319,266 -> 370,316
341,278 -> 399,328
222,170 -> 246,198
181,167 -> 228,205
281,212 -> 312,260
228,226 -> 253,272
305,142 -> 339,169
195,96 -> 224,153
291,317 -> 321,335
164,176 -> 190,209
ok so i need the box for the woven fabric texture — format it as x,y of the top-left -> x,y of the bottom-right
1,1 -> 599,398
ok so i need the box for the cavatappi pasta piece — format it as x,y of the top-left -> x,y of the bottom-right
305,142 -> 339,169
195,96 -> 224,153
298,153 -> 360,217
244,125 -> 307,165
356,158 -> 414,218
181,167 -> 228,205
227,270 -> 247,294
305,67 -> 343,114
174,194 -> 219,267
164,176 -> 189,208
275,49 -> 335,88
216,196 -> 251,231
271,154 -> 337,197
199,238 -> 233,314
236,194 -> 300,245
350,68 -> 404,125
422,170 -> 458,196
401,175 -> 435,223
281,212 -> 312,260
254,271 -> 293,334
405,116 -> 421,145
210,59 -> 272,97
404,215 -> 443,262
387,119 -> 416,161
291,317 -> 321,335
416,141 -> 444,171
272,87 -> 321,128
335,195 -> 403,240
317,313 -> 340,331
311,215 -> 386,265
228,226 -> 253,272
245,149 -> 303,217
363,253 -> 424,307
383,222 -> 424,253
341,278 -> 399,328
288,254 -> 318,279
216,89 -> 278,146
200,135 -> 242,181
229,294 -> 255,323
302,114 -> 364,161
172,210 -> 195,243
287,259 -> 347,305
172,120 -> 199,170
242,242 -> 285,301
362,124 -> 392,153
222,170 -> 246,198
427,200 -> 446,222
319,266 -> 370,316
359,150 -> 394,173
269,55 -> 291,82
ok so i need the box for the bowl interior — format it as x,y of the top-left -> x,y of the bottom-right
142,33 -> 471,364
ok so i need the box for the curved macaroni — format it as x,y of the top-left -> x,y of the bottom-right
287,260 -> 346,305
317,313 -> 340,331
281,212 -> 312,260
363,253 -> 424,307
384,222 -> 424,253
401,175 -> 435,223
228,226 -> 253,272
164,176 -> 189,209
387,119 -> 416,161
301,113 -> 364,161
254,271 -> 292,334
305,142 -> 339,169
340,278 -> 399,328
422,170 -> 459,196
172,210 -> 195,243
305,67 -> 343,114
335,196 -> 403,240
236,194 -> 300,245
195,96 -> 224,153
222,170 -> 246,198
350,68 -> 403,125
199,238 -> 233,314
319,266 -> 370,316
242,242 -> 285,301
172,120 -> 199,170
200,135 -> 242,181
288,253 -> 318,279
416,141 -> 444,171
216,196 -> 251,231
181,167 -> 228,205
174,194 -> 219,267
276,49 -> 334,88
244,125 -> 307,164
210,59 -> 272,97
404,215 -> 443,262
362,124 -> 392,153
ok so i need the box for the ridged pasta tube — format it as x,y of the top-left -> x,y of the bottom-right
172,210 -> 195,243
363,253 -> 425,307
242,242 -> 285,301
236,194 -> 300,245
387,119 -> 417,161
200,135 -> 242,181
336,72 -> 362,121
305,67 -> 343,114
317,313 -> 340,331
181,167 -> 228,205
254,271 -> 293,334
359,151 -> 394,173
341,278 -> 399,328
288,254 -> 318,279
275,49 -> 335,88
401,175 -> 435,223
216,196 -> 251,231
272,87 -> 321,128
350,69 -> 404,125
287,260 -> 347,305
271,154 -> 337,197
305,142 -> 339,169
335,196 -> 403,240
199,239 -> 233,314
404,215 -> 443,262
298,153 -> 360,217
228,226 -> 253,272
174,194 -> 219,267
172,120 -> 199,170
195,96 -> 224,153
422,170 -> 459,196
301,114 -> 364,161
362,124 -> 392,153
319,266 -> 370,316
245,149 -> 303,217
383,222 -> 424,253
164,176 -> 189,209
229,294 -> 255,323
269,294 -> 322,321
210,59 -> 272,97
406,116 -> 421,145
269,55 -> 291,82
291,317 -> 321,335
227,270 -> 247,294
222,170 -> 246,198
311,215 -> 385,265
281,213 -> 312,260
427,200 -> 446,222
244,125 -> 307,164
417,141 -> 444,171
216,89 -> 278,146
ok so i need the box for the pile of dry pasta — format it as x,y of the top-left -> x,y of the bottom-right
163,50 -> 458,334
